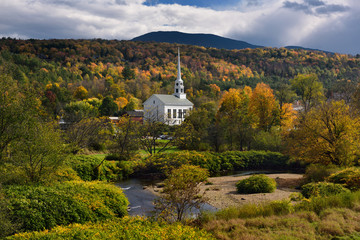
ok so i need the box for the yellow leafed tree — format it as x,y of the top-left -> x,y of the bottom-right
287,100 -> 360,166
249,83 -> 278,131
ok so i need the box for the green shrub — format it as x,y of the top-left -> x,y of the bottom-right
8,216 -> 214,240
236,174 -> 277,194
301,182 -> 351,198
140,150 -> 291,177
67,155 -> 122,181
303,164 -> 339,184
328,168 -> 360,191
0,188 -> 19,238
295,191 -> 360,215
4,181 -> 128,232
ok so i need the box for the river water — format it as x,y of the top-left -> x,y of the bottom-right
116,178 -> 217,216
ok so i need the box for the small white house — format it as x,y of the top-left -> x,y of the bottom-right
143,49 -> 194,125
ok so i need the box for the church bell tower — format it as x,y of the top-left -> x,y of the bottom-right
173,48 -> 186,99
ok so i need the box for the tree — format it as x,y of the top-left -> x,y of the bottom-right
99,96 -> 118,116
109,115 -> 139,160
65,117 -> 111,152
249,83 -> 279,131
287,100 -> 360,166
290,73 -> 324,113
63,100 -> 99,123
0,73 -> 37,162
216,88 -> 254,151
73,86 -> 88,100
11,121 -> 68,183
280,103 -> 297,134
275,83 -> 296,109
138,119 -> 171,155
175,103 -> 215,151
154,165 -> 209,222
122,65 -> 135,80
115,97 -> 128,110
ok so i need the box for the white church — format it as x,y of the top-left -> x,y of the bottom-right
143,49 -> 194,125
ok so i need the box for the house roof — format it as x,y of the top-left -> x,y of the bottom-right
144,94 -> 193,106
126,110 -> 144,117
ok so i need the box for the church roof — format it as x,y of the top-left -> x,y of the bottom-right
145,94 -> 193,106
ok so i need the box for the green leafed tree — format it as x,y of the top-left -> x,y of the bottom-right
63,100 -> 99,123
154,165 -> 209,222
11,121 -> 68,183
109,115 -> 140,160
99,96 -> 118,116
0,72 -> 37,163
290,73 -> 324,113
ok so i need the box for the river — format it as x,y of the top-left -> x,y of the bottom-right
116,178 -> 217,216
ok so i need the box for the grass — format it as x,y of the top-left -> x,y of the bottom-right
199,191 -> 360,240
138,145 -> 181,157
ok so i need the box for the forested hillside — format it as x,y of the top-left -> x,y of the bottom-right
0,38 -> 359,117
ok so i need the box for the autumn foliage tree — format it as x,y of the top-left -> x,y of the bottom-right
249,83 -> 279,131
287,100 -> 360,166
73,86 -> 88,100
217,87 -> 253,151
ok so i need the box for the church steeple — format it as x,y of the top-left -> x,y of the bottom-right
174,48 -> 186,99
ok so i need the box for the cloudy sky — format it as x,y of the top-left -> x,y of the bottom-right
0,0 -> 359,54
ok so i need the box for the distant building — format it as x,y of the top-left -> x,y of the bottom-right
125,110 -> 144,123
143,49 -> 193,125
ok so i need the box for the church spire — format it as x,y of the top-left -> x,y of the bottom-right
177,47 -> 181,80
174,47 -> 186,99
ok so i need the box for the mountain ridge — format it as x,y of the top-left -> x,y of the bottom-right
132,31 -> 262,50
132,31 -> 332,53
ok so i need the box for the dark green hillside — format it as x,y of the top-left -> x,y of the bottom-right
132,31 -> 262,50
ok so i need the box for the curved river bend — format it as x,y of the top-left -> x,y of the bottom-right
116,178 -> 217,216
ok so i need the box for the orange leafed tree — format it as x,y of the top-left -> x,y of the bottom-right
115,97 -> 128,110
249,83 -> 278,131
280,103 -> 296,134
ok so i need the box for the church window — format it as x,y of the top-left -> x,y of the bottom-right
176,83 -> 179,86
153,100 -> 155,104
183,109 -> 187,116
168,109 -> 171,118
178,109 -> 182,118
181,89 -> 183,93
176,89 -> 179,93
173,109 -> 176,118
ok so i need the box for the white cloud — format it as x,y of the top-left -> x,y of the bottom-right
0,0 -> 358,54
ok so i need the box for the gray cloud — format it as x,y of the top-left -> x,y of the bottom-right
283,0 -> 349,15
315,4 -> 350,14
283,1 -> 311,13
304,0 -> 325,6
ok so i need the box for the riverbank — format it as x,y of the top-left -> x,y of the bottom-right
146,173 -> 303,209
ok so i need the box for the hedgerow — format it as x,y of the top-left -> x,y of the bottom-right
8,216 -> 215,240
67,155 -> 126,181
140,150 -> 291,177
4,181 -> 128,232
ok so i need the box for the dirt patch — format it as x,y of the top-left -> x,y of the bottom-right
145,173 -> 304,209
201,173 -> 304,209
